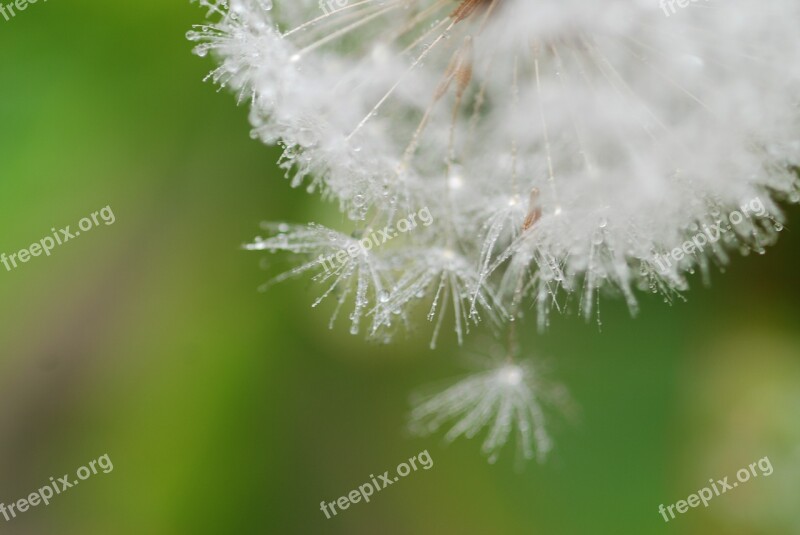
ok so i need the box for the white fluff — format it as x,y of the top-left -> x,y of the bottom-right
191,0 -> 799,328
190,0 -> 800,460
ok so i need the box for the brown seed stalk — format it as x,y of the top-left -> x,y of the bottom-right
451,0 -> 497,23
522,188 -> 543,231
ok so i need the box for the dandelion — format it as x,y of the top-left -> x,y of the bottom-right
191,0 -> 798,319
191,0 -> 800,460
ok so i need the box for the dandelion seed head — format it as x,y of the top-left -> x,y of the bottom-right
191,0 -> 799,459
193,0 -> 800,329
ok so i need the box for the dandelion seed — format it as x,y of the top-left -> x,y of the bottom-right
410,354 -> 571,464
249,223 -> 398,336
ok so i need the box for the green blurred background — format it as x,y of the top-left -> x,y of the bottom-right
0,2 -> 798,533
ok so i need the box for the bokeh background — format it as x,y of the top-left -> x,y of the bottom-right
0,2 -> 798,534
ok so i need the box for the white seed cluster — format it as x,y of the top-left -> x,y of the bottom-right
190,0 -> 800,460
